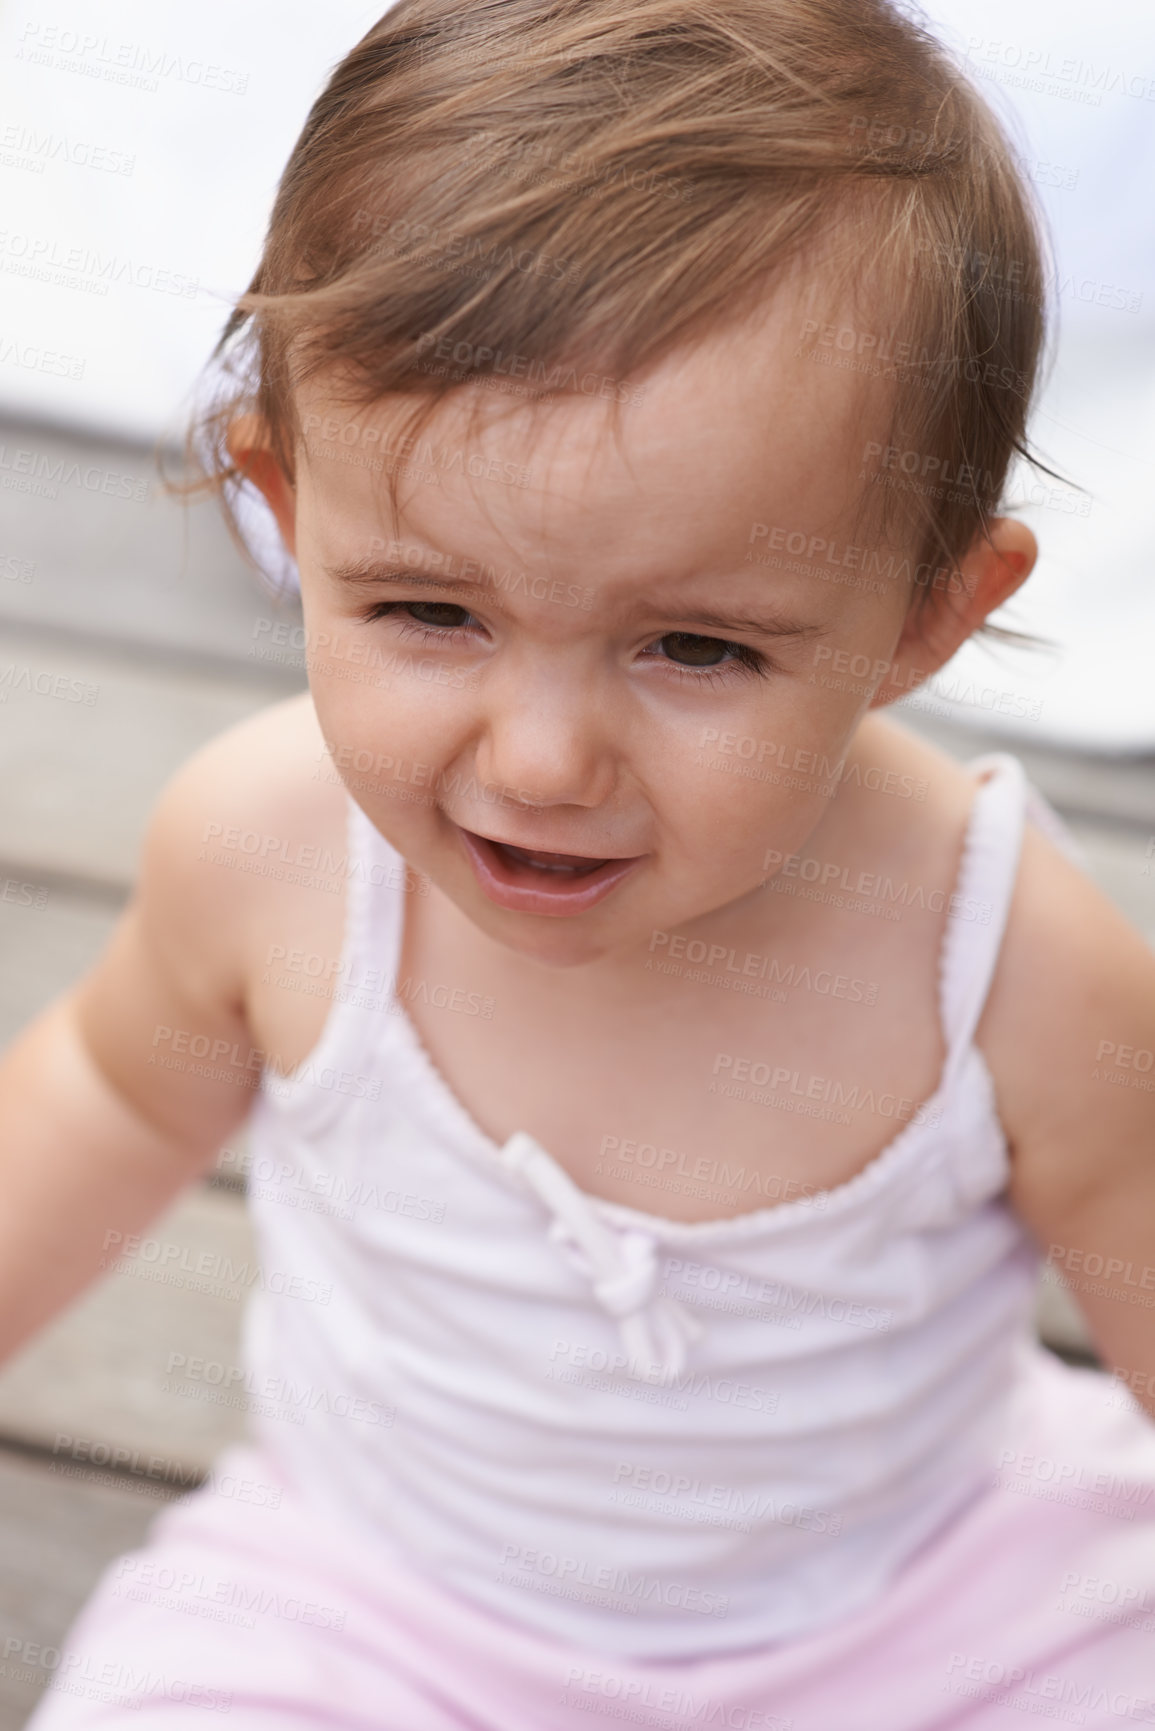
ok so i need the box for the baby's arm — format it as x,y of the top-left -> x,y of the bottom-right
0,715 -> 280,1367
981,823 -> 1155,1418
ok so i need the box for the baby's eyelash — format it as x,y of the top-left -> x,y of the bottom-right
361,602 -> 770,681
360,600 -> 477,635
652,637 -> 771,683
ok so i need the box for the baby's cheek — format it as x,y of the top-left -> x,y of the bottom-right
671,739 -> 832,887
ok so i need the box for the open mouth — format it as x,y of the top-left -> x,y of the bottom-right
491,840 -> 610,876
456,827 -> 644,915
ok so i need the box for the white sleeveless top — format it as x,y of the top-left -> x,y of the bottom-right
241,753 -> 1052,1658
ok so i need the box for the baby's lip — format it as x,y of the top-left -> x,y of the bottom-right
453,824 -> 647,916
492,840 -> 610,873
465,829 -> 643,869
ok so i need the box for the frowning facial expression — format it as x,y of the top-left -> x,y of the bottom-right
273,300 -> 981,967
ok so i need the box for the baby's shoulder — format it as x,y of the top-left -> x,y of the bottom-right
827,713 -> 983,893
150,691 -> 341,860
844,717 -> 1155,1168
981,793 -> 1155,1157
134,693 -> 346,984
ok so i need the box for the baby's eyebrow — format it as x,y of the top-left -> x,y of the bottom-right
324,560 -> 467,591
324,558 -> 825,639
655,605 -> 824,642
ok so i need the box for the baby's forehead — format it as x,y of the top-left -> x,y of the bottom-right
293,296 -> 895,568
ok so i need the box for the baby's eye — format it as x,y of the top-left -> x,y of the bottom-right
646,632 -> 769,680
399,601 -> 473,629
366,600 -> 477,630
658,632 -> 737,667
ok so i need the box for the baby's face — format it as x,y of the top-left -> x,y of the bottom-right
288,303 -> 921,966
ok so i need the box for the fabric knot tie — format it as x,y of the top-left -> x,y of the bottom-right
588,1228 -> 660,1319
500,1133 -> 705,1384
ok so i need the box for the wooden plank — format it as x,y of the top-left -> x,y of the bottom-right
0,888 -> 116,1051
898,710 -> 1155,831
0,1443 -> 176,1731
1061,818 -> 1155,945
0,414 -> 303,672
1035,1267 -> 1096,1363
0,625 -> 293,886
0,1186 -> 253,1477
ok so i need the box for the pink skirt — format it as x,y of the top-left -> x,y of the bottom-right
26,1355 -> 1155,1730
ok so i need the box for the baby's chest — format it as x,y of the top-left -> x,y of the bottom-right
398,957 -> 946,1224
246,835 -> 950,1225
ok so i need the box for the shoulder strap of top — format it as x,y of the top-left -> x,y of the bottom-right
938,752 -> 1028,1080
346,794 -> 408,976
293,794 -> 406,1078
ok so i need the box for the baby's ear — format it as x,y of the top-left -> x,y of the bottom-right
871,517 -> 1037,707
226,414 -> 297,555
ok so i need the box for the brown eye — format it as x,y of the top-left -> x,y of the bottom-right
403,602 -> 472,628
659,632 -> 733,666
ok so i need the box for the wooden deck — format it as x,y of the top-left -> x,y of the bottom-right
0,414 -> 1150,1727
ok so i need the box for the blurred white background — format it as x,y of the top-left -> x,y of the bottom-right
0,0 -> 1153,745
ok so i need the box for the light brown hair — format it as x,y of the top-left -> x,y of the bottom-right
190,0 -> 1052,616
